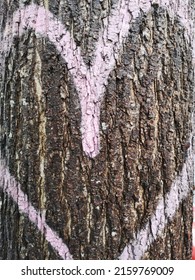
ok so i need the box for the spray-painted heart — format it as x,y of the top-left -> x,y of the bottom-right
0,0 -> 194,259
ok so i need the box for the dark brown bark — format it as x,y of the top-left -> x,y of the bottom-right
0,0 -> 194,259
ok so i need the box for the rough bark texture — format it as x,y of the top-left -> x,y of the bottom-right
0,0 -> 194,260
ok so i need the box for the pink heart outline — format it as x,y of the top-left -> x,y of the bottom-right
0,0 -> 194,260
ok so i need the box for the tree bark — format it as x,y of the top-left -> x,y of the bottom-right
0,0 -> 194,260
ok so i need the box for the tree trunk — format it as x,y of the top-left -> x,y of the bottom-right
0,0 -> 194,260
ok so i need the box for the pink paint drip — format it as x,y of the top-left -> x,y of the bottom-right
1,0 -> 194,157
0,0 -> 194,260
0,158 -> 72,260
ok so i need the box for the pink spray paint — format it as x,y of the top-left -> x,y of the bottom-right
0,157 -> 72,260
1,0 -> 194,157
0,0 -> 194,259
119,136 -> 195,259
